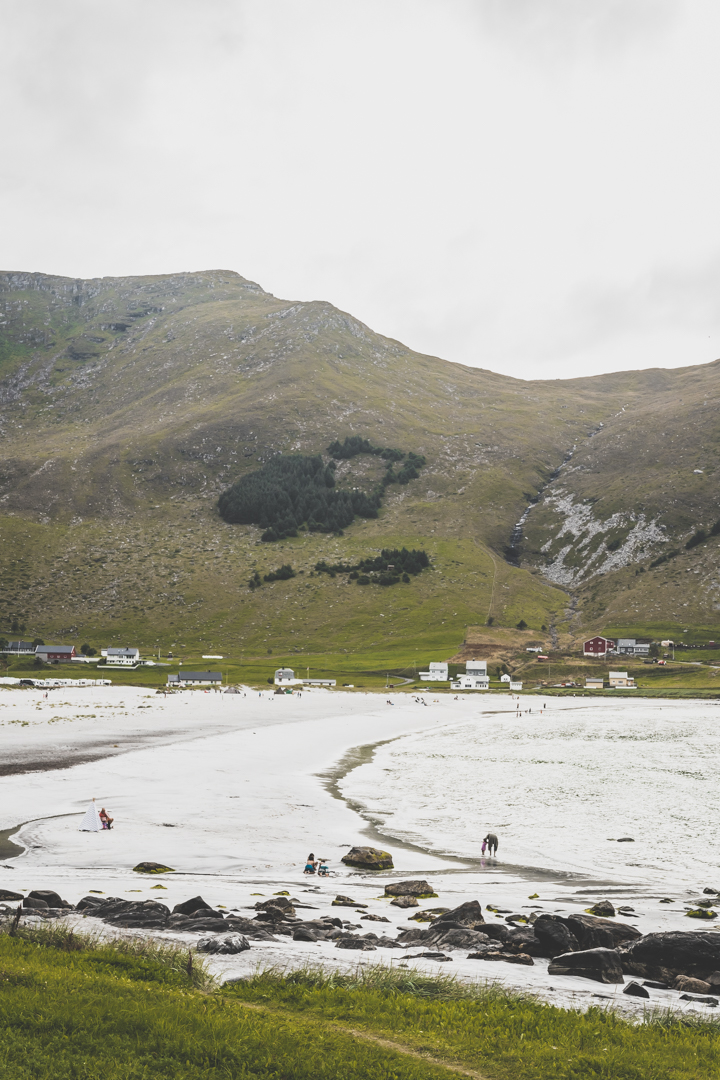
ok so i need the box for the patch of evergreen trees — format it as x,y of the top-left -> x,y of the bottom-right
218,438 -> 427,541
315,547 -> 430,587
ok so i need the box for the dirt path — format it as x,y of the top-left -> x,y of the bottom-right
233,999 -> 494,1079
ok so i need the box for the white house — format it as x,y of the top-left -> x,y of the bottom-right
608,671 -> 636,688
585,676 -> 604,690
615,639 -> 649,657
274,667 -> 301,685
509,680 -> 523,691
102,647 -> 140,666
466,660 -> 487,676
452,674 -> 489,690
500,673 -> 511,683
419,662 -> 449,682
452,660 -> 489,690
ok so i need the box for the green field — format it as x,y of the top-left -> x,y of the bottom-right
1,924 -> 718,1080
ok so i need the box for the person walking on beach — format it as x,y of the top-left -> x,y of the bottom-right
484,832 -> 498,857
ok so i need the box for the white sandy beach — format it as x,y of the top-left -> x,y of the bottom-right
0,685 -> 718,1017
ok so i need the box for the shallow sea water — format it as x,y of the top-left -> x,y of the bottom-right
339,699 -> 720,889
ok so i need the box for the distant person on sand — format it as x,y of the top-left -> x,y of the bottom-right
304,853 -> 317,874
483,832 -> 498,857
99,808 -> 114,829
318,861 -> 329,877
481,838 -> 487,856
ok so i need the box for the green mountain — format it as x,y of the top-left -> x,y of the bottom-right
0,270 -> 717,665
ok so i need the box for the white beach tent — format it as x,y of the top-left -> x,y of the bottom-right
79,799 -> 102,832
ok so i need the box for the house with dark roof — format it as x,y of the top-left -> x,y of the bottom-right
167,671 -> 222,685
35,644 -> 77,662
1,641 -> 35,655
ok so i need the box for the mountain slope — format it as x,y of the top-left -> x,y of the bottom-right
0,270 -> 717,660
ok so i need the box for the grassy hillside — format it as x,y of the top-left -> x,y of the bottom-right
0,270 -> 718,660
1,925 -> 718,1080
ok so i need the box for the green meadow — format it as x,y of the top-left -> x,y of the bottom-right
0,924 -> 718,1080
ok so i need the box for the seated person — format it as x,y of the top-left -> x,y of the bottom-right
99,807 -> 114,829
318,861 -> 329,877
303,852 -> 317,874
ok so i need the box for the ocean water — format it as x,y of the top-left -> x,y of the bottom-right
339,699 -> 720,888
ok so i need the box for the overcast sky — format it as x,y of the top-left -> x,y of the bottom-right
2,1 -> 720,380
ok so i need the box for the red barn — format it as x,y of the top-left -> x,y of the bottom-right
583,636 -> 614,657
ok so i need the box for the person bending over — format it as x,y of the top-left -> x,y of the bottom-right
99,808 -> 114,830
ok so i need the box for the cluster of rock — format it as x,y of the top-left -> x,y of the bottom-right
3,883 -> 719,1000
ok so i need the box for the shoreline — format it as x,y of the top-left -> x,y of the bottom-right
0,686 -> 718,1016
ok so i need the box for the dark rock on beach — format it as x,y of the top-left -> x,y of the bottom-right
587,900 -> 616,917
22,897 -> 49,910
623,981 -> 650,998
361,914 -> 390,923
533,915 -> 580,958
619,931 -> 720,982
341,846 -> 394,870
390,896 -> 418,908
384,880 -> 436,898
197,934 -> 250,954
332,895 -> 365,908
132,862 -> 175,874
431,900 -> 485,929
564,914 -> 640,951
674,975 -> 712,994
29,890 -> 70,908
467,949 -> 534,965
0,889 -> 23,902
173,895 -> 212,916
293,927 -> 318,942
548,947 -> 624,984
335,936 -> 377,951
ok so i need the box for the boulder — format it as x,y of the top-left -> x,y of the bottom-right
132,862 -> 175,874
29,890 -> 69,908
173,895 -> 212,916
22,897 -> 48,910
563,914 -> 640,951
190,908 -> 224,920
361,914 -> 390,923
617,837 -> 634,842
619,932 -> 720,982
470,951 -> 534,965
587,900 -> 615,917
256,896 -> 294,912
685,908 -> 717,920
390,896 -> 418,908
197,934 -> 250,954
405,951 -> 452,962
707,972 -> 720,989
674,975 -> 712,995
335,936 -> 377,951
76,895 -> 105,911
533,915 -> 580,958
408,908 -> 450,922
384,880 -> 436,898
341,846 -> 394,871
331,896 -> 365,908
0,889 -> 23,902
548,948 -> 624,983
293,927 -> 318,942
430,900 -> 485,929
374,936 -> 402,949
623,981 -> 649,998
679,994 -> 718,1005
433,928 -> 491,951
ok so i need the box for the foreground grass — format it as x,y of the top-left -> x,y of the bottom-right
1,928 -> 719,1080
229,968 -> 720,1080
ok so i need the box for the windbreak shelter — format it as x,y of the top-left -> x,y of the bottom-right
79,800 -> 102,832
